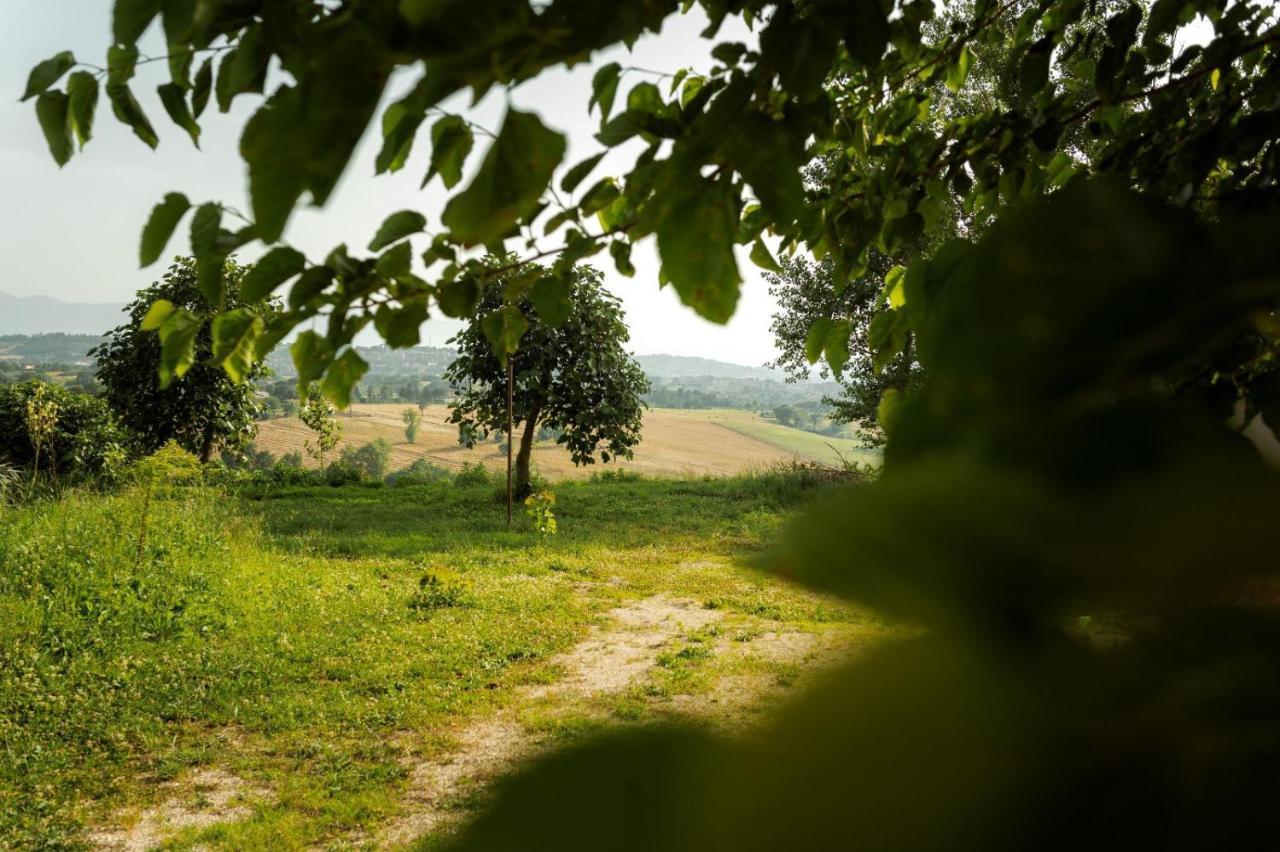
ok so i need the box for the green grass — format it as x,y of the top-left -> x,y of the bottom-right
0,470 -> 879,849
716,416 -> 883,467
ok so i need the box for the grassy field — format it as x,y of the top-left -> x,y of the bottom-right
675,409 -> 883,468
253,405 -> 877,478
0,470 -> 885,849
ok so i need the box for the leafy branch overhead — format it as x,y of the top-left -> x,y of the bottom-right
24,0 -> 1280,415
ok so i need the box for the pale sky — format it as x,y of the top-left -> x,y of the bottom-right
0,2 -> 784,366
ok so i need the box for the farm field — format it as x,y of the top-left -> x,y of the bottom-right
685,409 -> 884,468
0,471 -> 884,849
254,405 -> 877,477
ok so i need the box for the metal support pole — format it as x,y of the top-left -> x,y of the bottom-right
506,357 -> 514,529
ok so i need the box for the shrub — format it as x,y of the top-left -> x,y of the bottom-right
524,490 -> 558,537
387,458 -> 450,487
591,468 -> 643,484
0,381 -> 131,484
454,461 -> 492,487
337,439 -> 392,481
221,443 -> 276,472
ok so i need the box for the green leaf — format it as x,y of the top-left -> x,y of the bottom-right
290,330 -> 335,387
610,240 -> 636,278
530,274 -> 572,326
157,82 -> 201,146
211,308 -> 263,383
156,308 -> 201,388
242,36 -> 388,244
241,247 -> 306,302
191,57 -> 213,118
375,241 -> 413,277
106,83 -> 158,148
750,239 -> 782,273
321,348 -> 369,409
189,203 -> 221,256
589,63 -> 622,122
578,179 -> 619,216
374,301 -> 428,348
215,25 -> 269,113
655,178 -> 741,323
868,309 -> 909,373
805,318 -> 834,364
876,387 -> 903,435
561,152 -> 607,194
884,266 -> 907,308
369,210 -> 427,252
22,51 -> 75,102
139,193 -> 191,267
724,112 -> 806,225
288,267 -> 336,310
106,44 -> 139,88
436,276 -> 481,318
1019,38 -> 1053,97
825,319 -> 852,375
377,96 -> 424,175
425,115 -> 475,190
66,72 -> 99,148
945,45 -> 971,93
481,305 -> 530,361
140,298 -> 175,331
113,0 -> 162,44
35,91 -> 72,167
442,108 -> 566,247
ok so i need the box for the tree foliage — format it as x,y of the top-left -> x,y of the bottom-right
0,381 -> 130,483
299,384 -> 341,468
92,258 -> 274,462
445,263 -> 648,497
766,253 -> 923,445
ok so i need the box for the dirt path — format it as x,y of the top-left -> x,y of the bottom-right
85,595 -> 846,850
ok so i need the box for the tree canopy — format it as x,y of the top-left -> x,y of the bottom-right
92,257 -> 274,462
445,263 -> 648,497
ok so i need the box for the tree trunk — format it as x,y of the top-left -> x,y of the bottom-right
515,404 -> 542,500
199,418 -> 216,464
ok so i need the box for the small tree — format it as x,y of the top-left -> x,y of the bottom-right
93,258 -> 275,463
402,407 -> 421,444
299,385 -> 341,468
446,263 -> 648,499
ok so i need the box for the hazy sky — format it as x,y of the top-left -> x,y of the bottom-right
0,2 -> 787,367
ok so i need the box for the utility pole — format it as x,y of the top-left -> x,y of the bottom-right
506,357 -> 514,529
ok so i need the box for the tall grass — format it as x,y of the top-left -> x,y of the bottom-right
0,485 -> 238,847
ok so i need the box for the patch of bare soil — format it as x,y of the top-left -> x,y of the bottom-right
524,595 -> 723,698
85,768 -> 268,851
377,596 -> 721,846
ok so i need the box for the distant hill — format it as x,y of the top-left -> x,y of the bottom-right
634,354 -> 788,380
0,293 -> 126,335
0,334 -> 103,364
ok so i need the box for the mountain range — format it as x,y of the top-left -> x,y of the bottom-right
0,292 -> 126,335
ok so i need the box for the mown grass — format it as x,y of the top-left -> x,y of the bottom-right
0,468 -> 873,849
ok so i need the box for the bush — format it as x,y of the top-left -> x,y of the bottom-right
387,458 -> 451,487
221,443 -> 276,472
590,468 -> 643,483
337,439 -> 392,481
0,381 -> 131,484
454,461 -> 492,487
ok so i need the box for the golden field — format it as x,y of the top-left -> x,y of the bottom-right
253,404 -> 828,478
